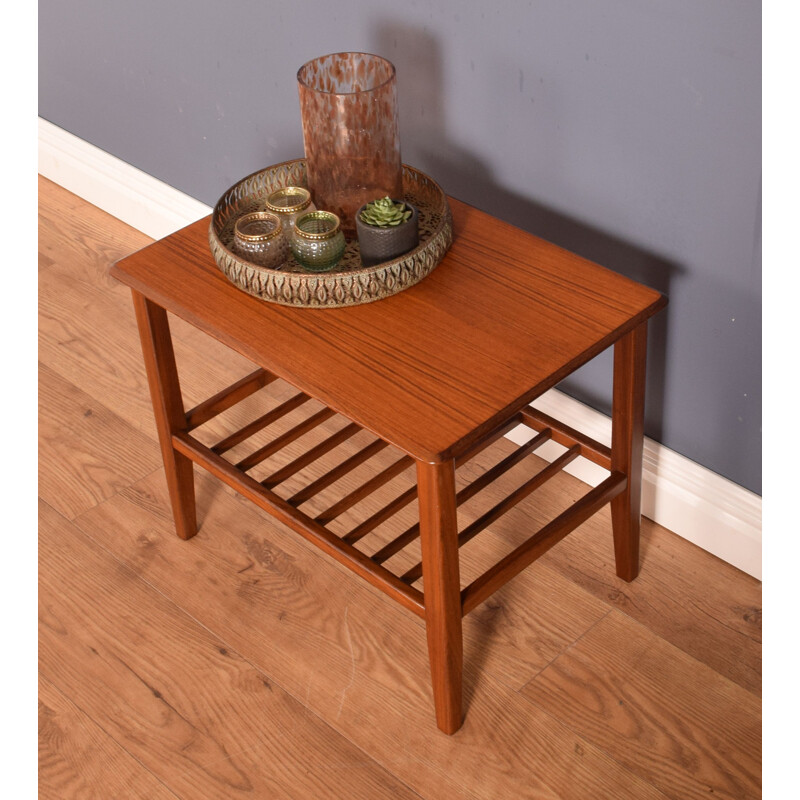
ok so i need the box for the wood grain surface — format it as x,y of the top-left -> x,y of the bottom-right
110,199 -> 666,461
522,610 -> 761,800
74,470 -> 669,800
38,361 -> 161,519
39,176 -> 760,799
40,499 -> 421,800
39,675 -> 178,800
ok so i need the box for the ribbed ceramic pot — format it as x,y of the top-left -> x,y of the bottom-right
355,201 -> 419,267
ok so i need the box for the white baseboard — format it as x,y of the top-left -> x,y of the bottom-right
507,393 -> 762,579
38,118 -> 211,240
38,117 -> 762,580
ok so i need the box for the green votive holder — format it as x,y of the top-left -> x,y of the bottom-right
291,211 -> 346,272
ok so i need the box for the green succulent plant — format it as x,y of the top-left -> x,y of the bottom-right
359,196 -> 412,227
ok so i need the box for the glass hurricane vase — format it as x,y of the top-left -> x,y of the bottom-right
297,52 -> 404,237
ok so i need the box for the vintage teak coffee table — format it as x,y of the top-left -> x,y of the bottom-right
111,196 -> 666,734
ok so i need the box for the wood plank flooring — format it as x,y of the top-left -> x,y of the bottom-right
38,176 -> 762,799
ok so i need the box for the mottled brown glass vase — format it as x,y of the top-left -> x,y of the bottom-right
297,52 -> 404,237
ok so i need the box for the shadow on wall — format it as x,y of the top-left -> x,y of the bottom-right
372,21 -> 682,444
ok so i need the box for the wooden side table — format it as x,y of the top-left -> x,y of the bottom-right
111,196 -> 666,734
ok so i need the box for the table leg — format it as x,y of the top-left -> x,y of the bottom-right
611,321 -> 648,581
417,459 -> 463,734
132,291 -> 197,540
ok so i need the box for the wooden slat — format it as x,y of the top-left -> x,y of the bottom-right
461,471 -> 628,615
314,455 -> 415,525
455,446 -> 583,548
185,368 -> 274,430
456,428 -> 552,506
287,438 -> 390,506
172,432 -> 426,617
213,391 -> 311,454
235,407 -> 336,471
370,429 -> 552,565
262,422 -> 361,488
401,445 -> 581,584
520,407 -> 612,469
342,486 -> 418,545
454,415 -> 523,465
370,519 -> 422,565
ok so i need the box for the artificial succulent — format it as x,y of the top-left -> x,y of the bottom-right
359,196 -> 412,227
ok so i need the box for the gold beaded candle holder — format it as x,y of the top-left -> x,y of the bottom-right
264,186 -> 315,245
231,211 -> 289,268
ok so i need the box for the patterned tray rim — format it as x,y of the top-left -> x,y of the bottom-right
208,158 -> 453,309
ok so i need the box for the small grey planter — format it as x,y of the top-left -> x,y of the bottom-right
355,201 -> 419,267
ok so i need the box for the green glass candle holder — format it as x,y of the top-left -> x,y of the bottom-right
291,211 -> 346,272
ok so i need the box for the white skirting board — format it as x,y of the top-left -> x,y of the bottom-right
38,117 -> 762,580
38,118 -> 212,241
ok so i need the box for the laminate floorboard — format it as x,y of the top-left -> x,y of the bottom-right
40,499 -> 422,800
39,674 -> 179,800
38,360 -> 161,519
75,469 -> 668,800
522,610 -> 761,799
38,175 -> 761,799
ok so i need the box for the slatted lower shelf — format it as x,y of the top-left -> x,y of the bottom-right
176,369 -> 625,620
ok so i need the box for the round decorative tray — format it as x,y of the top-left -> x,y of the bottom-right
209,159 -> 453,308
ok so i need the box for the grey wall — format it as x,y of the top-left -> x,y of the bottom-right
39,0 -> 762,494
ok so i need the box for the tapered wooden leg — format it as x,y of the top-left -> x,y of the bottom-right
417,459 -> 463,734
610,322 -> 648,581
132,290 -> 197,540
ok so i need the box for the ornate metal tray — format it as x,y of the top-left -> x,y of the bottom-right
209,159 -> 453,308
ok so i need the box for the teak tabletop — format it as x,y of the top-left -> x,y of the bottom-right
112,198 -> 665,463
112,194 -> 666,734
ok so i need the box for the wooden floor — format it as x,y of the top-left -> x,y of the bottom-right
38,175 -> 762,800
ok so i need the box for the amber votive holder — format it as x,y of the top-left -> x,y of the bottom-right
232,211 -> 289,269
265,186 -> 315,246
